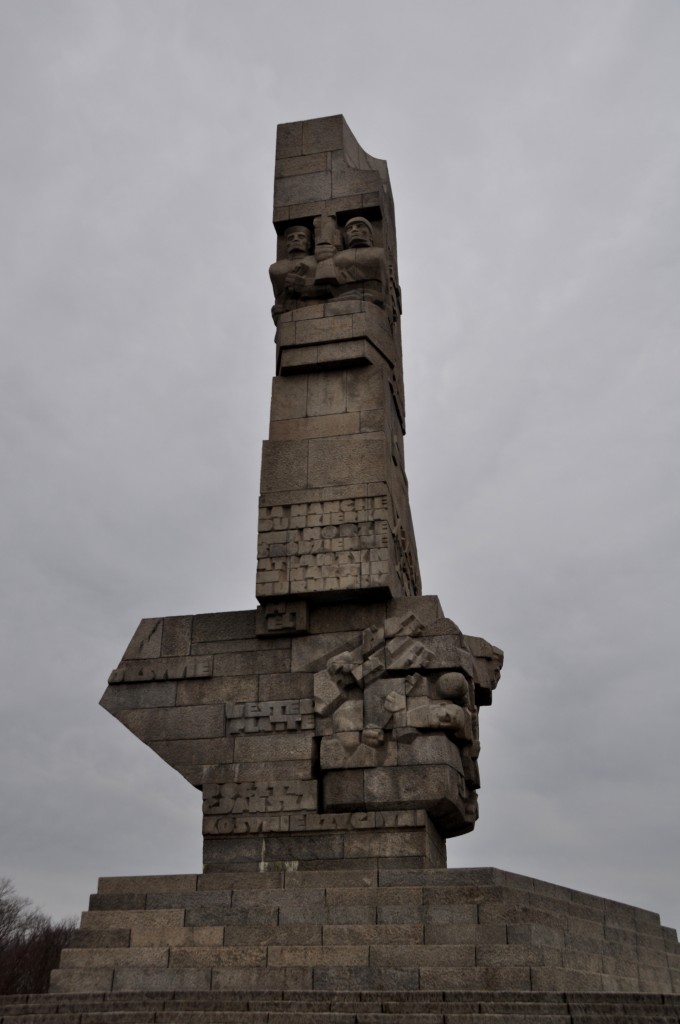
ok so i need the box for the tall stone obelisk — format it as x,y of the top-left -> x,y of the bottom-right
100,115 -> 503,873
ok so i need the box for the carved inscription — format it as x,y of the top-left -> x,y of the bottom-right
257,496 -> 392,596
256,600 -> 308,636
108,656 -> 213,684
225,699 -> 315,733
203,781 -> 317,816
203,808 -> 425,835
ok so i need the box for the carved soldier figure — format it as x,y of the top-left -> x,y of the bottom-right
332,216 -> 388,306
269,224 -> 322,316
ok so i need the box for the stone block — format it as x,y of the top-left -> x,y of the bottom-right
269,412 -> 360,442
49,968 -> 113,993
209,649 -> 291,674
258,672 -> 313,701
309,602 -> 387,635
506,923 -> 565,947
370,943 -> 475,969
67,928 -> 131,948
169,946 -> 266,968
275,152 -> 328,177
360,408 -> 385,433
291,631 -> 360,673
312,965 -> 419,990
191,611 -> 256,643
322,769 -> 365,810
296,316 -> 357,347
327,885 -> 421,909
424,918 -> 501,943
111,967 -> 211,991
207,759 -> 314,783
562,950 -> 605,973
59,948 -> 169,969
344,831 -> 426,860
261,832 -> 345,862
144,890 -> 232,911
321,739 -> 398,772
531,966 -> 604,991
422,965 -> 533,990
301,115 -> 345,155
233,732 -> 315,762
270,375 -> 308,422
346,364 -> 384,413
376,904 -> 423,925
268,945 -> 369,967
276,120 -> 303,159
274,171 -> 332,207
160,616 -> 193,656
363,764 -> 462,814
638,965 -> 675,991
327,904 -> 376,925
306,370 -> 348,416
396,732 -> 463,769
211,966 -> 313,990
129,925 -> 223,948
307,435 -> 385,488
422,883 -> 506,906
284,869 -> 377,889
260,440 -> 309,492
175,675 -> 258,706
220,923 -> 321,947
149,737 -> 234,768
97,875 -> 198,894
202,837 -> 265,869
100,682 -> 176,712
312,339 -> 374,370
80,910 -> 184,931
322,923 -> 422,946
476,943 -> 563,968
89,893 -> 146,911
122,619 -> 162,660
118,705 -> 224,742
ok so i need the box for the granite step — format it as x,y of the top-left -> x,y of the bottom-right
1,991 -> 680,1022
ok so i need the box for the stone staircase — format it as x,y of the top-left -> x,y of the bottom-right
47,868 -> 679,996
6,866 -> 673,1021
1,989 -> 680,1022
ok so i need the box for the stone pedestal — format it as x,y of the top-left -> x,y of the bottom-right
51,868 -> 680,995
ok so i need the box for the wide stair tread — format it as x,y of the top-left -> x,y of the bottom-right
1,991 -> 679,1022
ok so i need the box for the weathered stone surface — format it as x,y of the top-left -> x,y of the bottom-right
52,867 -> 680,996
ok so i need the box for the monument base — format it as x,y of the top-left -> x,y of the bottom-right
50,867 -> 679,995
203,810 -> 446,872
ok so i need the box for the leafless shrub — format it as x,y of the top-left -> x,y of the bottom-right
0,878 -> 76,993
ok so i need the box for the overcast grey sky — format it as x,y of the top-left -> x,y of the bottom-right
1,0 -> 678,934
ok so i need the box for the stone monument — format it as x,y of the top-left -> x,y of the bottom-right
44,116 -> 678,1005
99,114 -> 503,874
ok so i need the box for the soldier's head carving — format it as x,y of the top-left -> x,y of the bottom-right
344,217 -> 374,249
284,224 -> 312,258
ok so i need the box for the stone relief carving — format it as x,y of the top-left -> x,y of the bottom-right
312,614 -> 480,819
269,215 -> 388,319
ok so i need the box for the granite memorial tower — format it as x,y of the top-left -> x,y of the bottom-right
43,117 -> 679,1004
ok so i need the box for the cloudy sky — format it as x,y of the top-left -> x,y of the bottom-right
1,1 -> 678,934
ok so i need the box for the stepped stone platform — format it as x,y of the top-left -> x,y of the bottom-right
47,867 -> 679,999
